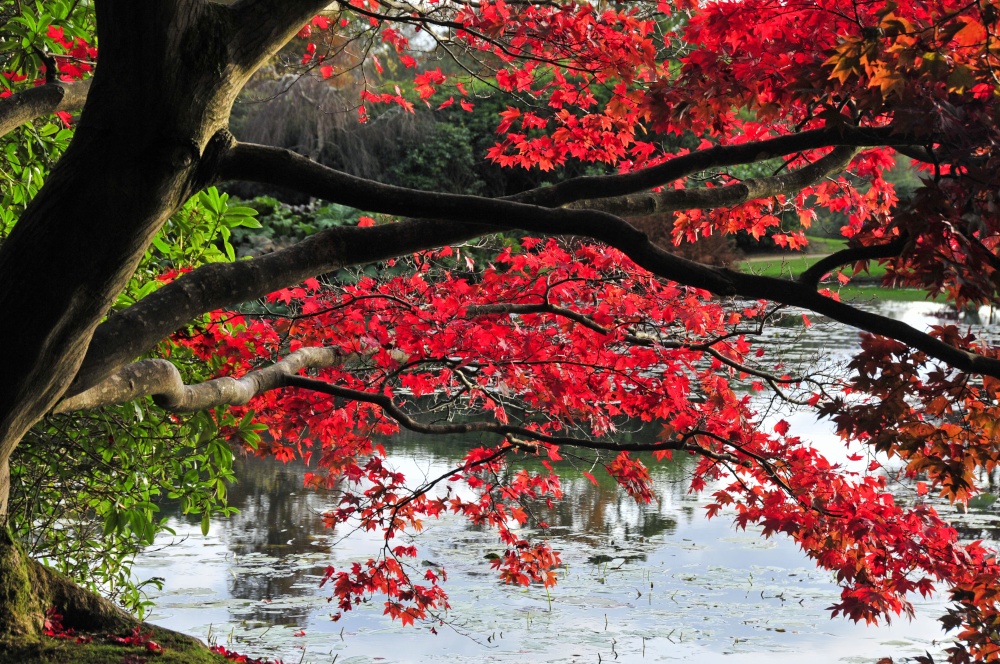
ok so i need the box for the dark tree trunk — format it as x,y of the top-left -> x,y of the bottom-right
0,0 -> 324,636
0,1 -> 246,518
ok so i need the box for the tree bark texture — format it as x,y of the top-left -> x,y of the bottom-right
0,0 -> 326,519
0,5 -> 223,517
0,80 -> 91,138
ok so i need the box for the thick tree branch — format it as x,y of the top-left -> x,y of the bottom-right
72,136 -> 1000,400
510,126 -> 920,208
213,142 -> 1000,379
69,219 -> 497,397
723,270 -> 1000,375
894,145 -> 936,164
0,79 -> 91,138
211,142 -> 797,292
55,346 -> 348,413
569,146 -> 859,217
213,129 -> 920,215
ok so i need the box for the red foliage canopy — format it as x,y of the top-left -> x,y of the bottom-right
10,0 -> 1000,661
200,3 -> 1000,659
169,1 -> 1000,660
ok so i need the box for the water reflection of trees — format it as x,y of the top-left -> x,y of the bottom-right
952,519 -> 1000,542
549,476 -> 676,541
161,423 -> 703,626
388,426 -> 697,544
224,456 -> 334,556
218,456 -> 340,626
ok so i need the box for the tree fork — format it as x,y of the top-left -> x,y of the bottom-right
0,0 -> 323,522
0,13 -> 219,519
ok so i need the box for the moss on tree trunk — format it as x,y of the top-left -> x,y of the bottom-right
0,527 -> 131,637
0,529 -> 221,663
0,527 -> 39,637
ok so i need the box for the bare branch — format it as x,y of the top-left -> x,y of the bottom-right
570,146 -> 860,217
284,376 -> 745,464
0,79 -> 91,139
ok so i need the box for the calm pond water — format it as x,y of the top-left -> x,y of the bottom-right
132,298 -> 1000,663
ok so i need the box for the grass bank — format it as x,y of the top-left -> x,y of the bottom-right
838,285 -> 942,303
0,627 -> 228,664
735,236 -> 941,302
737,253 -> 889,281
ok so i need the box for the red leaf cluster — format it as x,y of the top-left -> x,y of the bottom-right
165,237 -> 1000,660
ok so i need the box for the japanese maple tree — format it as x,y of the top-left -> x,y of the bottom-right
4,0 -> 1000,662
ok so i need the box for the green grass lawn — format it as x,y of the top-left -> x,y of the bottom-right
801,235 -> 848,253
736,235 -> 887,280
737,253 -> 890,280
734,235 -> 939,301
837,285 -> 942,302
